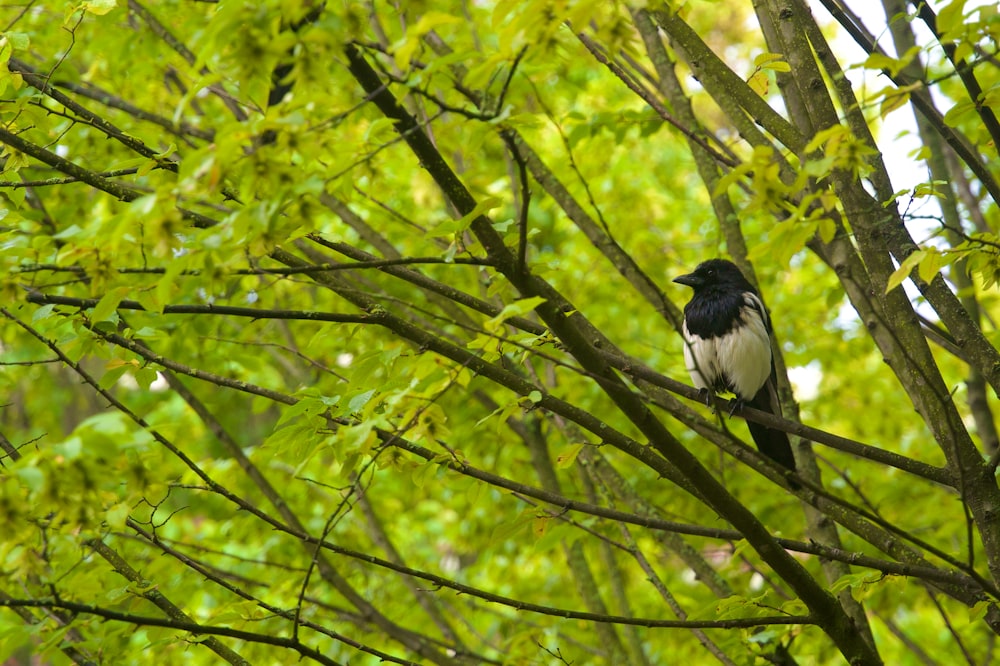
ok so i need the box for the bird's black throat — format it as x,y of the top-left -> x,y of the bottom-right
683,287 -> 752,338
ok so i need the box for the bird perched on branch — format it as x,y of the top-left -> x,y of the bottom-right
673,259 -> 797,474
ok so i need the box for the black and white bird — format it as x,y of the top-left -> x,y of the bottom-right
673,259 -> 797,473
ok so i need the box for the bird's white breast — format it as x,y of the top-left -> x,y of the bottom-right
682,294 -> 772,400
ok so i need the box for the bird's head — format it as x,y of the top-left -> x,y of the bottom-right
672,259 -> 751,291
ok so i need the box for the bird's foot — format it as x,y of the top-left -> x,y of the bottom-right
727,397 -> 745,418
698,388 -> 713,408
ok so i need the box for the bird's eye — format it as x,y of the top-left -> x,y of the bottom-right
706,268 -> 715,277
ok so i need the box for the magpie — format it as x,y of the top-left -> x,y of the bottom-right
673,259 -> 797,473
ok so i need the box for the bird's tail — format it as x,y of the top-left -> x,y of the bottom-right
746,381 -> 797,473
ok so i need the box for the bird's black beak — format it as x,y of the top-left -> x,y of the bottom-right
673,273 -> 701,287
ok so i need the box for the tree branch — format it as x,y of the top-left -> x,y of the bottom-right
0,598 -> 341,666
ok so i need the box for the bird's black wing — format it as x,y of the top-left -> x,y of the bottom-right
741,291 -> 798,476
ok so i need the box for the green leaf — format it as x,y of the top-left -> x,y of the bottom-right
490,508 -> 536,545
862,53 -> 898,71
82,0 -> 117,15
753,52 -> 785,67
829,571 -> 883,595
803,124 -> 849,155
747,70 -> 769,97
967,600 -> 992,626
781,599 -> 808,615
0,624 -> 33,663
155,260 -> 188,308
91,287 -> 130,323
555,442 -> 585,468
53,224 -> 84,240
943,100 -> 976,127
954,40 -> 973,64
914,181 -> 947,198
411,459 -> 440,487
712,592 -> 771,619
886,250 -> 925,293
32,303 -> 56,322
394,12 -> 462,69
534,521 -> 580,552
276,398 -> 325,426
428,196 -> 503,237
937,0 -> 968,38
879,87 -> 911,119
475,398 -> 521,430
1,32 -> 29,51
132,366 -> 159,390
105,502 -> 130,528
864,46 -> 921,76
883,188 -> 911,207
15,466 -> 45,493
817,216 -> 836,243
363,117 -> 396,144
485,296 -> 546,331
713,161 -> 754,197
730,539 -> 752,560
916,249 -> 945,283
762,61 -> 791,72
347,388 -> 376,413
98,362 -> 131,390
749,217 -> 817,266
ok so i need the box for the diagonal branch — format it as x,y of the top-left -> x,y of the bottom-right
85,539 -> 251,666
0,598 -> 341,666
0,127 -> 216,228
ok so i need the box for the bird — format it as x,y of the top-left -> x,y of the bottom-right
673,259 -> 797,474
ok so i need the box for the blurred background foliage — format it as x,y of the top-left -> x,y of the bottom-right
0,0 -> 998,664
